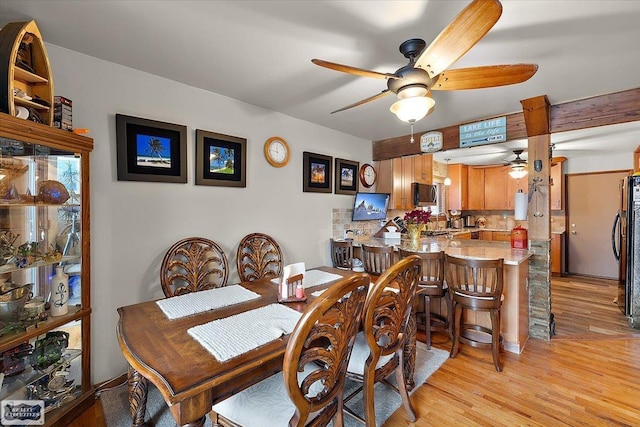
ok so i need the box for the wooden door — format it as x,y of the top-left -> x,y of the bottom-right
391,157 -> 414,209
567,171 -> 628,278
550,162 -> 563,210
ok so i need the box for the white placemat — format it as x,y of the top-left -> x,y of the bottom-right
271,269 -> 344,289
188,303 -> 302,362
156,285 -> 260,319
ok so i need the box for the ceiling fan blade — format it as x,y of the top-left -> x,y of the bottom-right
415,0 -> 502,77
330,90 -> 391,114
311,59 -> 401,80
431,64 -> 538,90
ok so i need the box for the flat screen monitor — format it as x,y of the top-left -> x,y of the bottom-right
352,192 -> 390,221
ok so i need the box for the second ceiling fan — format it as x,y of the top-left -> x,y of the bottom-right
312,0 -> 538,125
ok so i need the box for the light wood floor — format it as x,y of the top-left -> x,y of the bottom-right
73,275 -> 640,427
385,275 -> 640,426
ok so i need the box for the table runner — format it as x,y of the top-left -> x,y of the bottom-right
156,285 -> 260,319
188,303 -> 302,362
271,269 -> 343,289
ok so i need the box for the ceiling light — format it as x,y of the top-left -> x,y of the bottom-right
444,158 -> 452,186
508,165 -> 528,179
390,96 -> 435,123
390,96 -> 435,143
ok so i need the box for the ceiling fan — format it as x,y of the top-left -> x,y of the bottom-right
311,0 -> 538,130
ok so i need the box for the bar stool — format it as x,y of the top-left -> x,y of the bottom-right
330,238 -> 354,270
399,249 -> 451,350
361,244 -> 394,280
445,254 -> 505,372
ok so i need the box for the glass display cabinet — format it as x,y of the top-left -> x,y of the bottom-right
0,113 -> 93,426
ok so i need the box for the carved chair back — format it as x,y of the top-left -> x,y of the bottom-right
160,237 -> 229,297
236,233 -> 283,282
284,273 -> 370,426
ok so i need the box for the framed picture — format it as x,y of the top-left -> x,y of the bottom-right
195,129 -> 246,187
303,152 -> 332,193
116,114 -> 187,183
334,158 -> 359,195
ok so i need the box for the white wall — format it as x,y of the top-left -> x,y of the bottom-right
564,152 -> 634,174
46,44 -> 372,383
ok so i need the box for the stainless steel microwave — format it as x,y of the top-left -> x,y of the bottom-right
412,182 -> 437,206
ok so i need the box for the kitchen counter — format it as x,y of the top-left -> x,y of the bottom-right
341,235 -> 531,354
353,236 -> 532,266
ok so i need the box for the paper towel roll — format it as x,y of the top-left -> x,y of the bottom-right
514,191 -> 528,220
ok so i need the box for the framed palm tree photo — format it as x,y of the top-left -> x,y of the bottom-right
195,129 -> 246,187
116,114 -> 187,183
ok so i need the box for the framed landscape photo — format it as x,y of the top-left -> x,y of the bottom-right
116,114 -> 187,183
303,152 -> 332,193
195,129 -> 246,187
334,158 -> 359,195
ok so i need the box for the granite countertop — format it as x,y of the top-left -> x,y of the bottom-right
354,236 -> 532,266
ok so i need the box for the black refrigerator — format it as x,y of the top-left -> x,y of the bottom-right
612,175 -> 640,329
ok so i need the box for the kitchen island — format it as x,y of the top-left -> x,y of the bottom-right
348,236 -> 532,354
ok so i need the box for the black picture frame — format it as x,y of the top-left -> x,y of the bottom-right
303,152 -> 332,193
334,158 -> 359,195
116,114 -> 187,183
195,129 -> 247,187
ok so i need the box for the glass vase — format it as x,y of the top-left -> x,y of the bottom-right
406,223 -> 422,247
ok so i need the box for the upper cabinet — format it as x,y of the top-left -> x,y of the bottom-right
467,167 -> 485,210
413,154 -> 433,185
550,158 -> 565,211
471,166 -> 526,210
376,154 -> 432,210
447,164 -> 468,211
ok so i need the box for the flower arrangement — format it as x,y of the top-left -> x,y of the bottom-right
404,208 -> 432,225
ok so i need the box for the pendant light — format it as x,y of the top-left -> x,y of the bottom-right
444,158 -> 452,186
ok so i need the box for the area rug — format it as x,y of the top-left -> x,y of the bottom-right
101,343 -> 448,427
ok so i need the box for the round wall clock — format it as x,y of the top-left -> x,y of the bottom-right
359,163 -> 377,188
264,136 -> 290,168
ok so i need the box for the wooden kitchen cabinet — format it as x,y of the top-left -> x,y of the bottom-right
551,232 -> 564,275
413,154 -> 433,185
482,166 -> 526,210
484,167 -> 510,209
467,166 -> 485,209
447,163 -> 468,211
550,160 -> 564,210
377,154 -> 432,210
492,231 -> 512,242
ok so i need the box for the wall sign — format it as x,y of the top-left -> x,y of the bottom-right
459,116 -> 506,147
419,131 -> 443,153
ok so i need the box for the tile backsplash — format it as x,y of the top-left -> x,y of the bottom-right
331,208 -> 384,239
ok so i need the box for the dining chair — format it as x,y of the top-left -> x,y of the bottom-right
398,249 -> 452,350
212,273 -> 370,427
160,237 -> 229,297
330,238 -> 354,270
445,254 -> 505,372
360,244 -> 394,279
236,232 -> 283,282
344,255 -> 421,426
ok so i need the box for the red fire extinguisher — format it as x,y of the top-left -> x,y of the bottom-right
511,226 -> 528,249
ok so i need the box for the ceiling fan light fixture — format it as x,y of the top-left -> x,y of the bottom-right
508,165 -> 527,179
397,84 -> 429,99
390,96 -> 435,123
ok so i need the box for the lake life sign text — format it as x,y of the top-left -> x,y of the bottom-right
459,116 -> 506,147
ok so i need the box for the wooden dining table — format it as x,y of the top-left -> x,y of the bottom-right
116,266 -> 417,427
